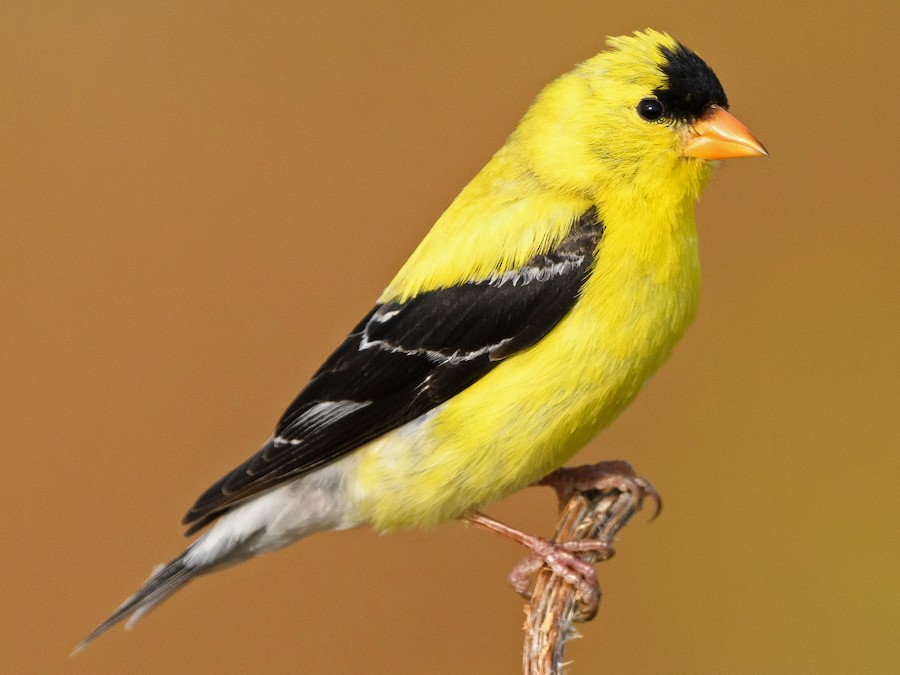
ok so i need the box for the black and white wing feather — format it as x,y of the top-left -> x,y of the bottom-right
183,208 -> 604,533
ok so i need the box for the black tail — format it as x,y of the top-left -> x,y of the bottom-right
73,553 -> 198,654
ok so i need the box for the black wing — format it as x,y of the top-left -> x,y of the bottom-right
183,208 -> 604,533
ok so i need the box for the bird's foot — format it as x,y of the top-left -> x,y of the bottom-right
467,462 -> 656,618
538,460 -> 661,518
467,512 -> 613,616
507,537 -> 614,617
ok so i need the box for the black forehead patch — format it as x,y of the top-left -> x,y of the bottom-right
654,43 -> 728,123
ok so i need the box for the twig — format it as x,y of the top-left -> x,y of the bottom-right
523,473 -> 651,674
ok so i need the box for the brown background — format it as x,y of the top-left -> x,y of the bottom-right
2,2 -> 898,673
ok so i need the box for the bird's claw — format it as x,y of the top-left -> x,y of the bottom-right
508,536 -> 614,619
468,459 -> 657,621
539,460 -> 662,519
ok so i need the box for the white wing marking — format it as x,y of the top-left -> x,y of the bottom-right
273,400 -> 372,446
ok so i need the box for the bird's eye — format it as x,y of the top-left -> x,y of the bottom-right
636,98 -> 665,122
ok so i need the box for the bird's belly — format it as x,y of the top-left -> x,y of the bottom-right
352,240 -> 700,531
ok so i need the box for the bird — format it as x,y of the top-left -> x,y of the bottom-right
76,28 -> 766,651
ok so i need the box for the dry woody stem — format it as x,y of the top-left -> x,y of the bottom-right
523,469 -> 652,675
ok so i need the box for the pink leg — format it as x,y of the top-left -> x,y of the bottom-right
467,461 -> 659,616
467,511 -> 613,613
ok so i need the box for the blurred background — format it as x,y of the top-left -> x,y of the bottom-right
2,2 -> 897,673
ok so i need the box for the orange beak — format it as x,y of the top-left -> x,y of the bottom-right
682,105 -> 768,159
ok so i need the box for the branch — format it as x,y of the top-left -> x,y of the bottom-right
523,468 -> 652,674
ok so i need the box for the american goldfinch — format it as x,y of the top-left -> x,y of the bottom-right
77,28 -> 765,650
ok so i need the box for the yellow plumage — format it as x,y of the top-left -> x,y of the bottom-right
79,29 -> 767,651
355,31 -> 713,529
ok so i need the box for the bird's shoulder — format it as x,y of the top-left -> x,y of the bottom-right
382,167 -> 594,303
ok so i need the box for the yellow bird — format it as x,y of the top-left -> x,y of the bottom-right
78,28 -> 765,650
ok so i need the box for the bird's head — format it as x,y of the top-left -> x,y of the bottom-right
512,29 -> 766,203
